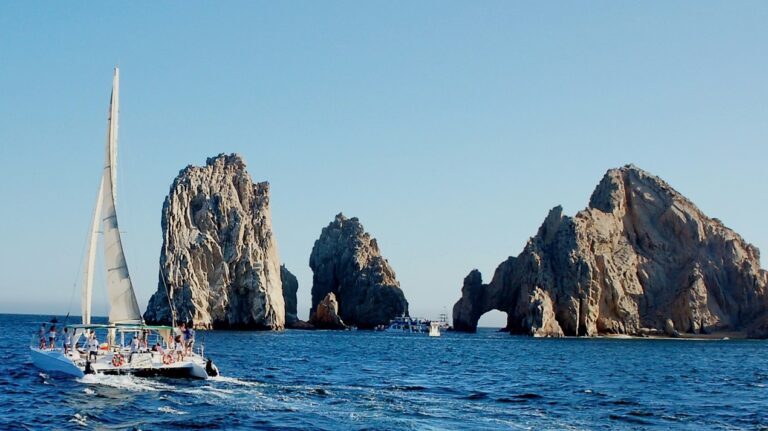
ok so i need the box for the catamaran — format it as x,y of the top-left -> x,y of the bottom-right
29,67 -> 218,380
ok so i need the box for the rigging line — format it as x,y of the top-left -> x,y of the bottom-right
67,204 -> 96,317
159,265 -> 177,328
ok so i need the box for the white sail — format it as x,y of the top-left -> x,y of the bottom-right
81,175 -> 104,325
101,67 -> 142,324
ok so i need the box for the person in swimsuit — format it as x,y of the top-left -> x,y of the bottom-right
174,335 -> 184,361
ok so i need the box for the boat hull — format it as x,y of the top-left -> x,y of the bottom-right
29,348 -> 85,378
99,363 -> 208,379
30,348 -> 209,380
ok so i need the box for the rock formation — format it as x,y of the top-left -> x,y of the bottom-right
453,165 -> 768,338
144,153 -> 285,330
281,265 -> 299,326
309,213 -> 408,329
280,265 -> 314,329
311,292 -> 346,329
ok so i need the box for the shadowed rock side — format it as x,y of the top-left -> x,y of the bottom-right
281,265 -> 299,325
454,165 -> 768,338
309,213 -> 409,329
280,265 -> 314,329
144,153 -> 285,330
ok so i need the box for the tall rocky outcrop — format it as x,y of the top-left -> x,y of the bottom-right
453,165 -> 768,338
144,153 -> 285,330
281,265 -> 299,325
309,213 -> 408,329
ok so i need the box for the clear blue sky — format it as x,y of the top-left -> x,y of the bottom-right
1,2 -> 766,327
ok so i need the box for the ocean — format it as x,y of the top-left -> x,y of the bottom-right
2,314 -> 766,430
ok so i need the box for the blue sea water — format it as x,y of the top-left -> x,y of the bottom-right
2,314 -> 767,430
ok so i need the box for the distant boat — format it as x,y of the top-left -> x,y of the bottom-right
29,67 -> 218,380
436,312 -> 451,330
384,315 -> 428,333
382,315 -> 443,335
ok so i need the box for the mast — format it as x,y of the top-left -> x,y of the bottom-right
101,67 -> 143,324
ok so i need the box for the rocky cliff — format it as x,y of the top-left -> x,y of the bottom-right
144,153 -> 285,330
281,265 -> 299,326
453,165 -> 768,337
309,213 -> 408,329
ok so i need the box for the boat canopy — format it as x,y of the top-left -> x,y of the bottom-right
65,323 -> 174,331
65,323 -> 117,330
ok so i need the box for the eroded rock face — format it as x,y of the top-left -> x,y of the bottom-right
281,265 -> 299,325
309,213 -> 408,329
143,153 -> 285,330
310,292 -> 346,329
453,165 -> 768,337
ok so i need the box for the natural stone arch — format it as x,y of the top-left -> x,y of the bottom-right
477,309 -> 510,330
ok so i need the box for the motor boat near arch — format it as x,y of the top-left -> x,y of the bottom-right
379,313 -> 451,336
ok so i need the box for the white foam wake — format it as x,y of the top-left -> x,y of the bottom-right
158,406 -> 187,415
77,374 -> 175,392
209,375 -> 260,387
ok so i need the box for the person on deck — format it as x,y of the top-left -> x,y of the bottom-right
174,335 -> 184,361
152,341 -> 163,354
186,325 -> 196,355
177,322 -> 187,347
38,323 -> 47,349
129,336 -> 140,363
48,325 -> 57,350
140,330 -> 149,350
63,328 -> 72,355
173,323 -> 183,340
88,333 -> 99,361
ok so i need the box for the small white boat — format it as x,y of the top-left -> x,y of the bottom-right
30,68 -> 218,380
384,315 -> 431,333
382,315 -> 446,335
428,321 -> 441,337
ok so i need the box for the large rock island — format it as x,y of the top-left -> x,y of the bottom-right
309,213 -> 408,329
144,154 -> 285,330
453,165 -> 768,338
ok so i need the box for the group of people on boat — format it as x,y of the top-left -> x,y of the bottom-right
35,320 -> 197,366
38,322 -> 75,351
147,322 -> 196,362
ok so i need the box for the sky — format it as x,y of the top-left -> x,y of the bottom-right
0,2 -> 766,328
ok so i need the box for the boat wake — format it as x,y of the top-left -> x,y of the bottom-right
78,374 -> 174,392
209,375 -> 261,387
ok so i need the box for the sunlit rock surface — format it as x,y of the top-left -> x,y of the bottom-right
454,165 -> 768,338
144,153 -> 285,330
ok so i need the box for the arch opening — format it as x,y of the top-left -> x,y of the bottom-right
476,309 -> 508,330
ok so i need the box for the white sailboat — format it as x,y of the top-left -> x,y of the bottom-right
29,68 -> 217,379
